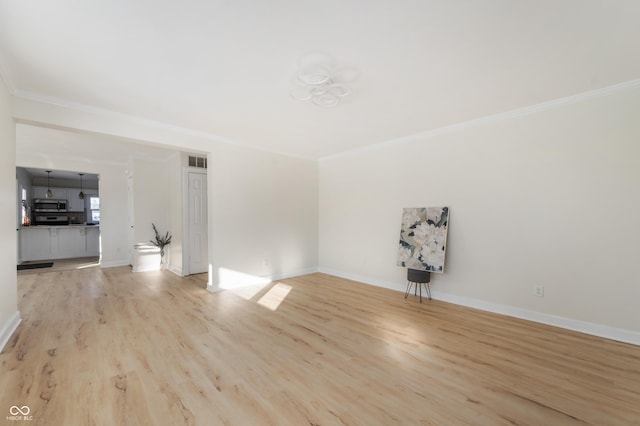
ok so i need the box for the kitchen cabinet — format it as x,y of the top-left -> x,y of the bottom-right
54,227 -> 86,258
20,225 -> 100,261
65,188 -> 98,212
33,186 -> 67,200
86,227 -> 100,256
66,192 -> 85,212
20,227 -> 51,260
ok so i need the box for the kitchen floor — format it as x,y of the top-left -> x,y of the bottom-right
17,256 -> 100,275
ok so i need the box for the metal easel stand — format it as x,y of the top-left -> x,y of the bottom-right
404,268 -> 431,303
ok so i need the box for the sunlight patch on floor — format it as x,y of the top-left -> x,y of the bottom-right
257,283 -> 292,311
217,267 -> 272,299
75,260 -> 100,269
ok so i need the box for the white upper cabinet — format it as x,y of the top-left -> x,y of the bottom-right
66,189 -> 86,212
33,186 -> 67,200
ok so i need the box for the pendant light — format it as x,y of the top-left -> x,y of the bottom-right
45,170 -> 53,199
78,173 -> 85,200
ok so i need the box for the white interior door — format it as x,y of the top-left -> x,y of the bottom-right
187,171 -> 208,274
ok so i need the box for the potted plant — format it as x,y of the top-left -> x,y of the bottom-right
150,223 -> 172,267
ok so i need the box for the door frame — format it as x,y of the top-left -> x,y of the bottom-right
127,174 -> 134,266
182,167 -> 208,276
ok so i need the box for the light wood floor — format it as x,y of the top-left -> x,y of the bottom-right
1,269 -> 639,425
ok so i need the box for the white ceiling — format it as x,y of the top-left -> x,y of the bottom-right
1,1 -> 639,159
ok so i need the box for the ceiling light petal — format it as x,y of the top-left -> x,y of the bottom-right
291,56 -> 352,108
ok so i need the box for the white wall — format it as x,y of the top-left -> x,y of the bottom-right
168,154 -> 184,275
132,157 -> 172,247
319,86 -> 640,340
207,143 -> 318,289
0,76 -> 19,350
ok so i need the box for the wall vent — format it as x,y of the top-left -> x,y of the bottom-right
188,155 -> 207,169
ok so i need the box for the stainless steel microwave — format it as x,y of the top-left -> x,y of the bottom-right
33,199 -> 67,212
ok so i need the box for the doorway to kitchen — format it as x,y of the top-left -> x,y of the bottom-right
16,167 -> 101,270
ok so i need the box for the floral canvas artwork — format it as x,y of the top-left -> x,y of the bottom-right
397,207 -> 449,273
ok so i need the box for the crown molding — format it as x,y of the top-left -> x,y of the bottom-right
14,89 -> 235,143
13,89 -> 317,162
17,150 -> 130,168
319,78 -> 640,162
0,50 -> 17,94
12,77 -> 640,164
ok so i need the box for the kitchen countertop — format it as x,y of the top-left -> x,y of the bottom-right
20,224 -> 100,229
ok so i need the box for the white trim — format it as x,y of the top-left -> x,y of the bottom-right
0,311 -> 22,352
132,265 -> 161,272
206,267 -> 319,293
99,259 -> 130,269
0,49 -> 17,94
268,267 -> 319,282
206,265 -> 214,290
431,291 -> 640,347
319,78 -> 640,161
13,90 -> 316,161
168,265 -> 183,276
181,166 -> 189,277
12,76 -> 640,163
318,267 -> 401,291
318,267 -> 640,346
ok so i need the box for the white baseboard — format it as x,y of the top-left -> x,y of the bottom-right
206,267 -> 319,293
431,291 -> 640,346
168,266 -> 183,276
318,267 -> 403,291
318,267 -> 640,346
0,311 -> 22,353
100,259 -> 130,269
268,267 -> 319,282
132,265 -> 161,273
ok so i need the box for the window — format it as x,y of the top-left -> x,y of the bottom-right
89,196 -> 100,223
21,188 -> 28,225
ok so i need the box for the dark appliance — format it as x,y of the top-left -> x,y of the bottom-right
33,199 -> 67,213
33,215 -> 69,226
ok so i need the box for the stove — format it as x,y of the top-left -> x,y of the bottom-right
33,215 -> 69,226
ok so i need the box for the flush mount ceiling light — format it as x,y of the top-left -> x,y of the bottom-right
290,53 -> 352,108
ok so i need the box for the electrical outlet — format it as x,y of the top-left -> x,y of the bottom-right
263,258 -> 270,267
535,286 -> 544,297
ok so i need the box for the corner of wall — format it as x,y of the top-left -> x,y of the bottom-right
168,266 -> 183,276
0,311 -> 21,352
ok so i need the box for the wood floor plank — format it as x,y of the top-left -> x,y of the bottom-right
1,268 -> 639,425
